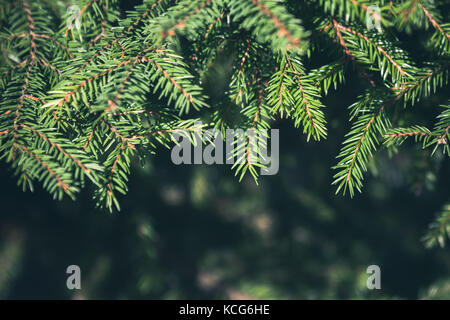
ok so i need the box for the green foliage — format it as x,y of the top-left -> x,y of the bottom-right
423,201 -> 450,248
267,53 -> 327,141
333,90 -> 391,197
0,0 -> 449,225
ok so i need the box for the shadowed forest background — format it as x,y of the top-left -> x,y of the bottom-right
1,88 -> 449,299
0,0 -> 450,299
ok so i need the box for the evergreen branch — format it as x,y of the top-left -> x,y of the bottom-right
38,57 -> 61,76
82,119 -> 103,151
384,125 -> 432,148
423,201 -> 450,248
63,0 -> 106,38
310,61 -> 346,94
7,0 -> 39,147
267,59 -> 292,116
104,61 -> 143,113
418,2 -> 450,43
393,63 -> 449,105
43,58 -> 137,112
19,123 -> 99,177
161,0 -> 213,37
334,22 -> 410,81
283,53 -> 327,140
248,0 -> 300,48
35,34 -> 74,59
328,20 -> 376,87
88,0 -> 107,47
313,0 -> 392,28
104,120 -> 141,150
22,0 -> 37,65
74,0 -> 167,74
229,0 -> 308,52
205,11 -> 225,39
11,64 -> 32,131
231,80 -> 272,182
333,91 -> 391,196
1,0 -> 449,210
428,102 -> 450,155
229,35 -> 257,106
13,143 -> 74,199
1,60 -> 27,78
191,11 -> 225,62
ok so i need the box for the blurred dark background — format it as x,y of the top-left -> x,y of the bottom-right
0,0 -> 450,300
0,107 -> 449,299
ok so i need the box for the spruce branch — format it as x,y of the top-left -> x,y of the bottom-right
423,201 -> 450,248
0,0 -> 448,211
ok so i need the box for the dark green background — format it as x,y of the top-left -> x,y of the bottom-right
1,106 -> 449,299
